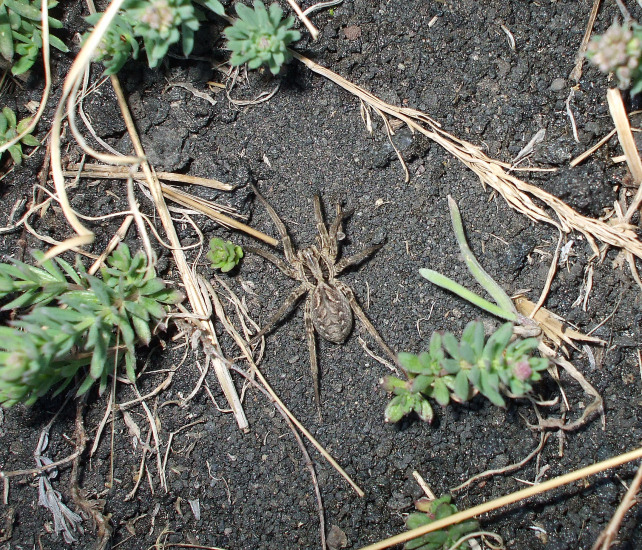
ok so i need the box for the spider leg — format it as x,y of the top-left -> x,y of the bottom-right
304,296 -> 322,420
328,203 -> 353,261
251,184 -> 297,263
334,243 -> 384,276
250,283 -> 308,344
334,280 -> 397,362
313,195 -> 331,250
244,245 -> 298,279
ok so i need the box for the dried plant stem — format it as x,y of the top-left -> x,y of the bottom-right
64,164 -> 234,190
286,0 -> 319,39
108,74 -> 248,431
607,89 -> 642,221
161,185 -> 278,246
69,399 -> 112,550
229,364 -> 327,550
591,461 -> 642,550
291,51 -> 642,261
451,433 -> 549,493
0,0 -> 52,157
359,446 -> 642,550
569,0 -> 601,83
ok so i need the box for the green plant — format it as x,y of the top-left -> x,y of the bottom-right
84,0 -> 225,73
224,0 -> 300,74
0,245 -> 182,407
586,20 -> 642,95
382,321 -> 548,423
0,106 -> 39,164
382,196 -> 547,423
85,12 -> 139,75
207,237 -> 243,272
0,0 -> 69,75
404,495 -> 479,550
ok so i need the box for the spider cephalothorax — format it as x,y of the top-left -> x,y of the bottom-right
246,184 -> 396,415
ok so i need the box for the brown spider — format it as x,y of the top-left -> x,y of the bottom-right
246,184 -> 396,414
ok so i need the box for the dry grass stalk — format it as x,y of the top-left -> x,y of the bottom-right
65,163 -> 234,190
286,0 -> 319,39
451,433 -> 549,493
358,445 -> 642,550
591,461 -> 642,550
160,185 -> 278,246
109,74 -> 249,431
570,128 -> 616,167
607,89 -> 642,220
569,0 -> 602,83
292,51 -> 642,262
0,0 -> 53,157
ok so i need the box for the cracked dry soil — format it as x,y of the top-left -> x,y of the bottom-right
1,1 -> 642,549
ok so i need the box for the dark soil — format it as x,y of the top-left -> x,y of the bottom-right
1,1 -> 642,549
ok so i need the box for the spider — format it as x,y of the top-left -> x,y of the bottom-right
246,184 -> 396,414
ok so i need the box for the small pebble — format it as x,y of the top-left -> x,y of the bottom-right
550,78 -> 566,91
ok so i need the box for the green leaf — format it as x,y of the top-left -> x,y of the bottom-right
76,373 -> 96,396
5,0 -> 42,21
0,4 -> 14,61
441,358 -> 460,375
411,374 -> 433,394
419,268 -> 517,322
384,394 -> 411,423
181,23 -> 194,57
483,322 -> 513,361
202,0 -> 225,16
48,33 -> 68,52
405,512 -> 431,530
399,352 -> 427,375
2,106 -> 16,128
448,196 -> 517,317
442,331 -> 460,359
453,369 -> 470,402
7,143 -> 22,163
413,396 -> 434,423
479,369 -> 505,407
432,378 -> 450,406
131,314 -> 152,345
11,50 -> 35,74
19,133 -> 39,147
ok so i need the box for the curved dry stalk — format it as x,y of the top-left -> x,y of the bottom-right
451,432 -> 549,493
49,0 -> 141,253
109,74 -> 248,431
286,0 -> 319,39
591,460 -> 642,550
291,51 -> 642,261
0,0 -> 52,157
358,445 -> 642,550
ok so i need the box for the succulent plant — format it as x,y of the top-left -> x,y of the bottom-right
84,0 -> 225,73
404,495 -> 479,550
586,20 -> 642,94
0,0 -> 69,75
224,0 -> 301,74
207,237 -> 244,272
0,245 -> 182,407
382,321 -> 548,423
85,12 -> 139,75
0,106 -> 40,165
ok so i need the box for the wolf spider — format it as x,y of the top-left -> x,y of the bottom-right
246,184 -> 396,413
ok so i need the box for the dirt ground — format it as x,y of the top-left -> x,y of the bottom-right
1,0 -> 642,549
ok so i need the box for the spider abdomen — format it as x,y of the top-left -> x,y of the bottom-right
311,282 -> 353,343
